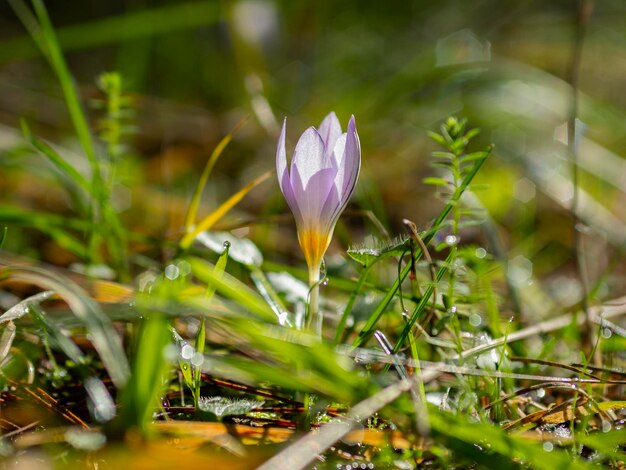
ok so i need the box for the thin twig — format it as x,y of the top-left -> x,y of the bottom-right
403,218 -> 437,333
256,374 -> 419,470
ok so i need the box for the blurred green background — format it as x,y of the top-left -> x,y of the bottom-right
0,0 -> 625,307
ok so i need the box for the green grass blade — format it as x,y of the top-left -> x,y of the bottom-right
352,148 -> 490,347
249,267 -> 291,327
429,409 -> 592,470
392,251 -> 455,353
28,0 -> 99,175
203,318 -> 369,403
10,0 -> 105,265
0,206 -> 88,257
117,313 -> 171,431
20,119 -> 91,194
29,304 -> 117,422
188,257 -> 276,323
180,171 -> 272,250
2,266 -> 130,388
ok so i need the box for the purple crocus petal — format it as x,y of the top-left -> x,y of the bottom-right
280,167 -> 302,224
318,111 -> 342,153
290,127 -> 330,188
330,132 -> 347,191
338,115 -> 361,204
276,118 -> 288,194
290,165 -> 337,231
319,182 -> 340,230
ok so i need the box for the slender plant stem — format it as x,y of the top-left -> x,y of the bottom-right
307,266 -> 321,337
567,0 -> 594,360
300,265 -> 321,431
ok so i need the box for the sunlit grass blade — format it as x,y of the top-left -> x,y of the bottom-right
184,116 -> 249,232
187,257 -> 276,323
20,119 -> 91,197
0,290 -> 55,324
1,266 -> 130,388
249,267 -> 291,327
0,321 -> 17,363
579,430 -> 626,462
116,312 -> 171,433
392,250 -> 455,353
27,0 -> 104,266
352,148 -> 491,347
206,354 -> 354,401
193,318 -> 206,406
180,170 -> 272,250
202,318 -> 370,403
429,409 -> 592,470
16,0 -> 99,176
29,304 -> 117,422
0,207 -> 88,258
205,238 -> 230,299
193,243 -> 230,406
10,0 -> 133,275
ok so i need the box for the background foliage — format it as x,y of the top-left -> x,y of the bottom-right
0,1 -> 625,468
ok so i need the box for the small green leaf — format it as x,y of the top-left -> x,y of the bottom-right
423,177 -> 450,187
460,151 -> 488,164
427,131 -> 447,146
431,151 -> 455,160
464,127 -> 481,140
347,235 -> 410,268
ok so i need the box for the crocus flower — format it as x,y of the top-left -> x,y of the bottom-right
276,112 -> 361,279
276,113 -> 360,335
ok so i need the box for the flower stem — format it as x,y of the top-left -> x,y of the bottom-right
307,265 -> 322,337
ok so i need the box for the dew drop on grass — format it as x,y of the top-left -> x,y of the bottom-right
602,421 -> 612,433
444,234 -> 458,246
542,441 -> 554,452
469,313 -> 482,327
165,264 -> 180,280
223,240 -> 231,249
536,388 -> 546,398
322,279 -> 328,286
475,247 -> 487,258
181,344 -> 194,360
191,351 -> 204,367
177,260 -> 191,276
